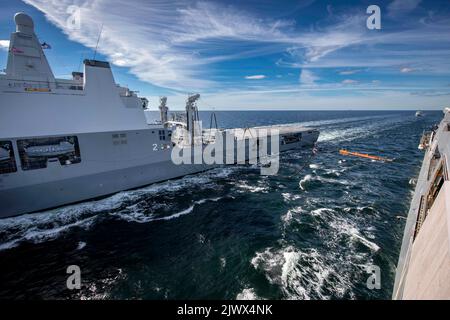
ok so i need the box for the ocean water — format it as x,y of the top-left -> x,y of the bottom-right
0,110 -> 442,300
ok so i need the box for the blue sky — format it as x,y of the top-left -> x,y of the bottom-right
1,0 -> 450,110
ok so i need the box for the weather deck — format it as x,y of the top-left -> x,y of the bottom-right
393,109 -> 450,300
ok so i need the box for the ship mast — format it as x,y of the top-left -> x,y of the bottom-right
186,93 -> 200,145
159,96 -> 168,127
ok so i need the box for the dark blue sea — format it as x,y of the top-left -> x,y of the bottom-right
0,110 -> 442,299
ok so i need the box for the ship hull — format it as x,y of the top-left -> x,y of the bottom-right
1,128 -> 319,218
393,110 -> 450,299
1,160 -> 208,218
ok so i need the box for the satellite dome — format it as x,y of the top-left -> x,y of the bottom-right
14,12 -> 34,33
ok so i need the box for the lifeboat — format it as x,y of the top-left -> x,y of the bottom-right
24,141 -> 75,158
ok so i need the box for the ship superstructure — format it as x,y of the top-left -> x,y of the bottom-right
0,13 -> 319,218
393,109 -> 450,299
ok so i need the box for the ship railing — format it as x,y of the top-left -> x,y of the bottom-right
418,131 -> 431,150
413,195 -> 426,240
414,158 -> 447,240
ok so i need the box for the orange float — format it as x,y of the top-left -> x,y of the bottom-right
339,149 -> 393,162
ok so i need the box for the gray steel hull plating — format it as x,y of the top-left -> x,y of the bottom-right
0,128 -> 319,218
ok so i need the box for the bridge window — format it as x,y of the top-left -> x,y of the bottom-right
0,141 -> 17,174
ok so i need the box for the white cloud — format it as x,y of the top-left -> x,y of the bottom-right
22,0 -> 370,91
339,69 -> 362,75
342,79 -> 358,85
279,13 -> 450,76
401,67 -> 415,73
245,75 -> 266,80
299,69 -> 319,86
285,14 -> 368,64
144,82 -> 450,110
388,0 -> 422,17
22,0 -> 298,91
19,0 -> 450,111
189,88 -> 449,110
0,40 -> 10,50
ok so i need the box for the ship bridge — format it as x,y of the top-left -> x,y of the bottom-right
0,13 -> 150,138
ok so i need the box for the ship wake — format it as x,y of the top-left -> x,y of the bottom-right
0,167 -> 237,251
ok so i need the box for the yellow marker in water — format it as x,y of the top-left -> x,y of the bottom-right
339,149 -> 393,162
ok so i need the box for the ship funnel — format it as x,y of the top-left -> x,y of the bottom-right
15,12 -> 34,34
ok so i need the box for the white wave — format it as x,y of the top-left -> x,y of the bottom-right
77,241 -> 87,250
158,205 -> 195,221
299,174 -> 313,191
251,245 -> 350,299
281,206 -> 303,225
310,208 -> 331,217
220,257 -> 226,269
330,219 -> 380,252
281,193 -> 301,202
350,231 -> 380,252
0,216 -> 95,251
157,197 -> 223,221
77,268 -> 126,300
0,188 -> 154,251
132,167 -> 236,196
0,167 -> 234,250
301,174 -> 349,190
309,164 -> 320,169
111,210 -> 156,223
318,127 -> 363,142
236,182 -> 268,193
324,168 -> 344,177
299,174 -> 348,191
364,226 -> 377,240
0,188 -> 148,251
236,288 -> 260,300
112,197 -> 224,223
318,113 -> 409,143
300,114 -> 389,128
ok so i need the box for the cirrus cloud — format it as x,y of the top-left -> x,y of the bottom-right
401,67 -> 415,73
299,69 -> 319,86
21,0 -> 369,91
0,40 -> 10,50
339,69 -> 363,75
388,0 -> 422,17
342,79 -> 359,85
245,75 -> 266,80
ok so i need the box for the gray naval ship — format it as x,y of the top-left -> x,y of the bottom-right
0,13 -> 319,219
393,108 -> 450,299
